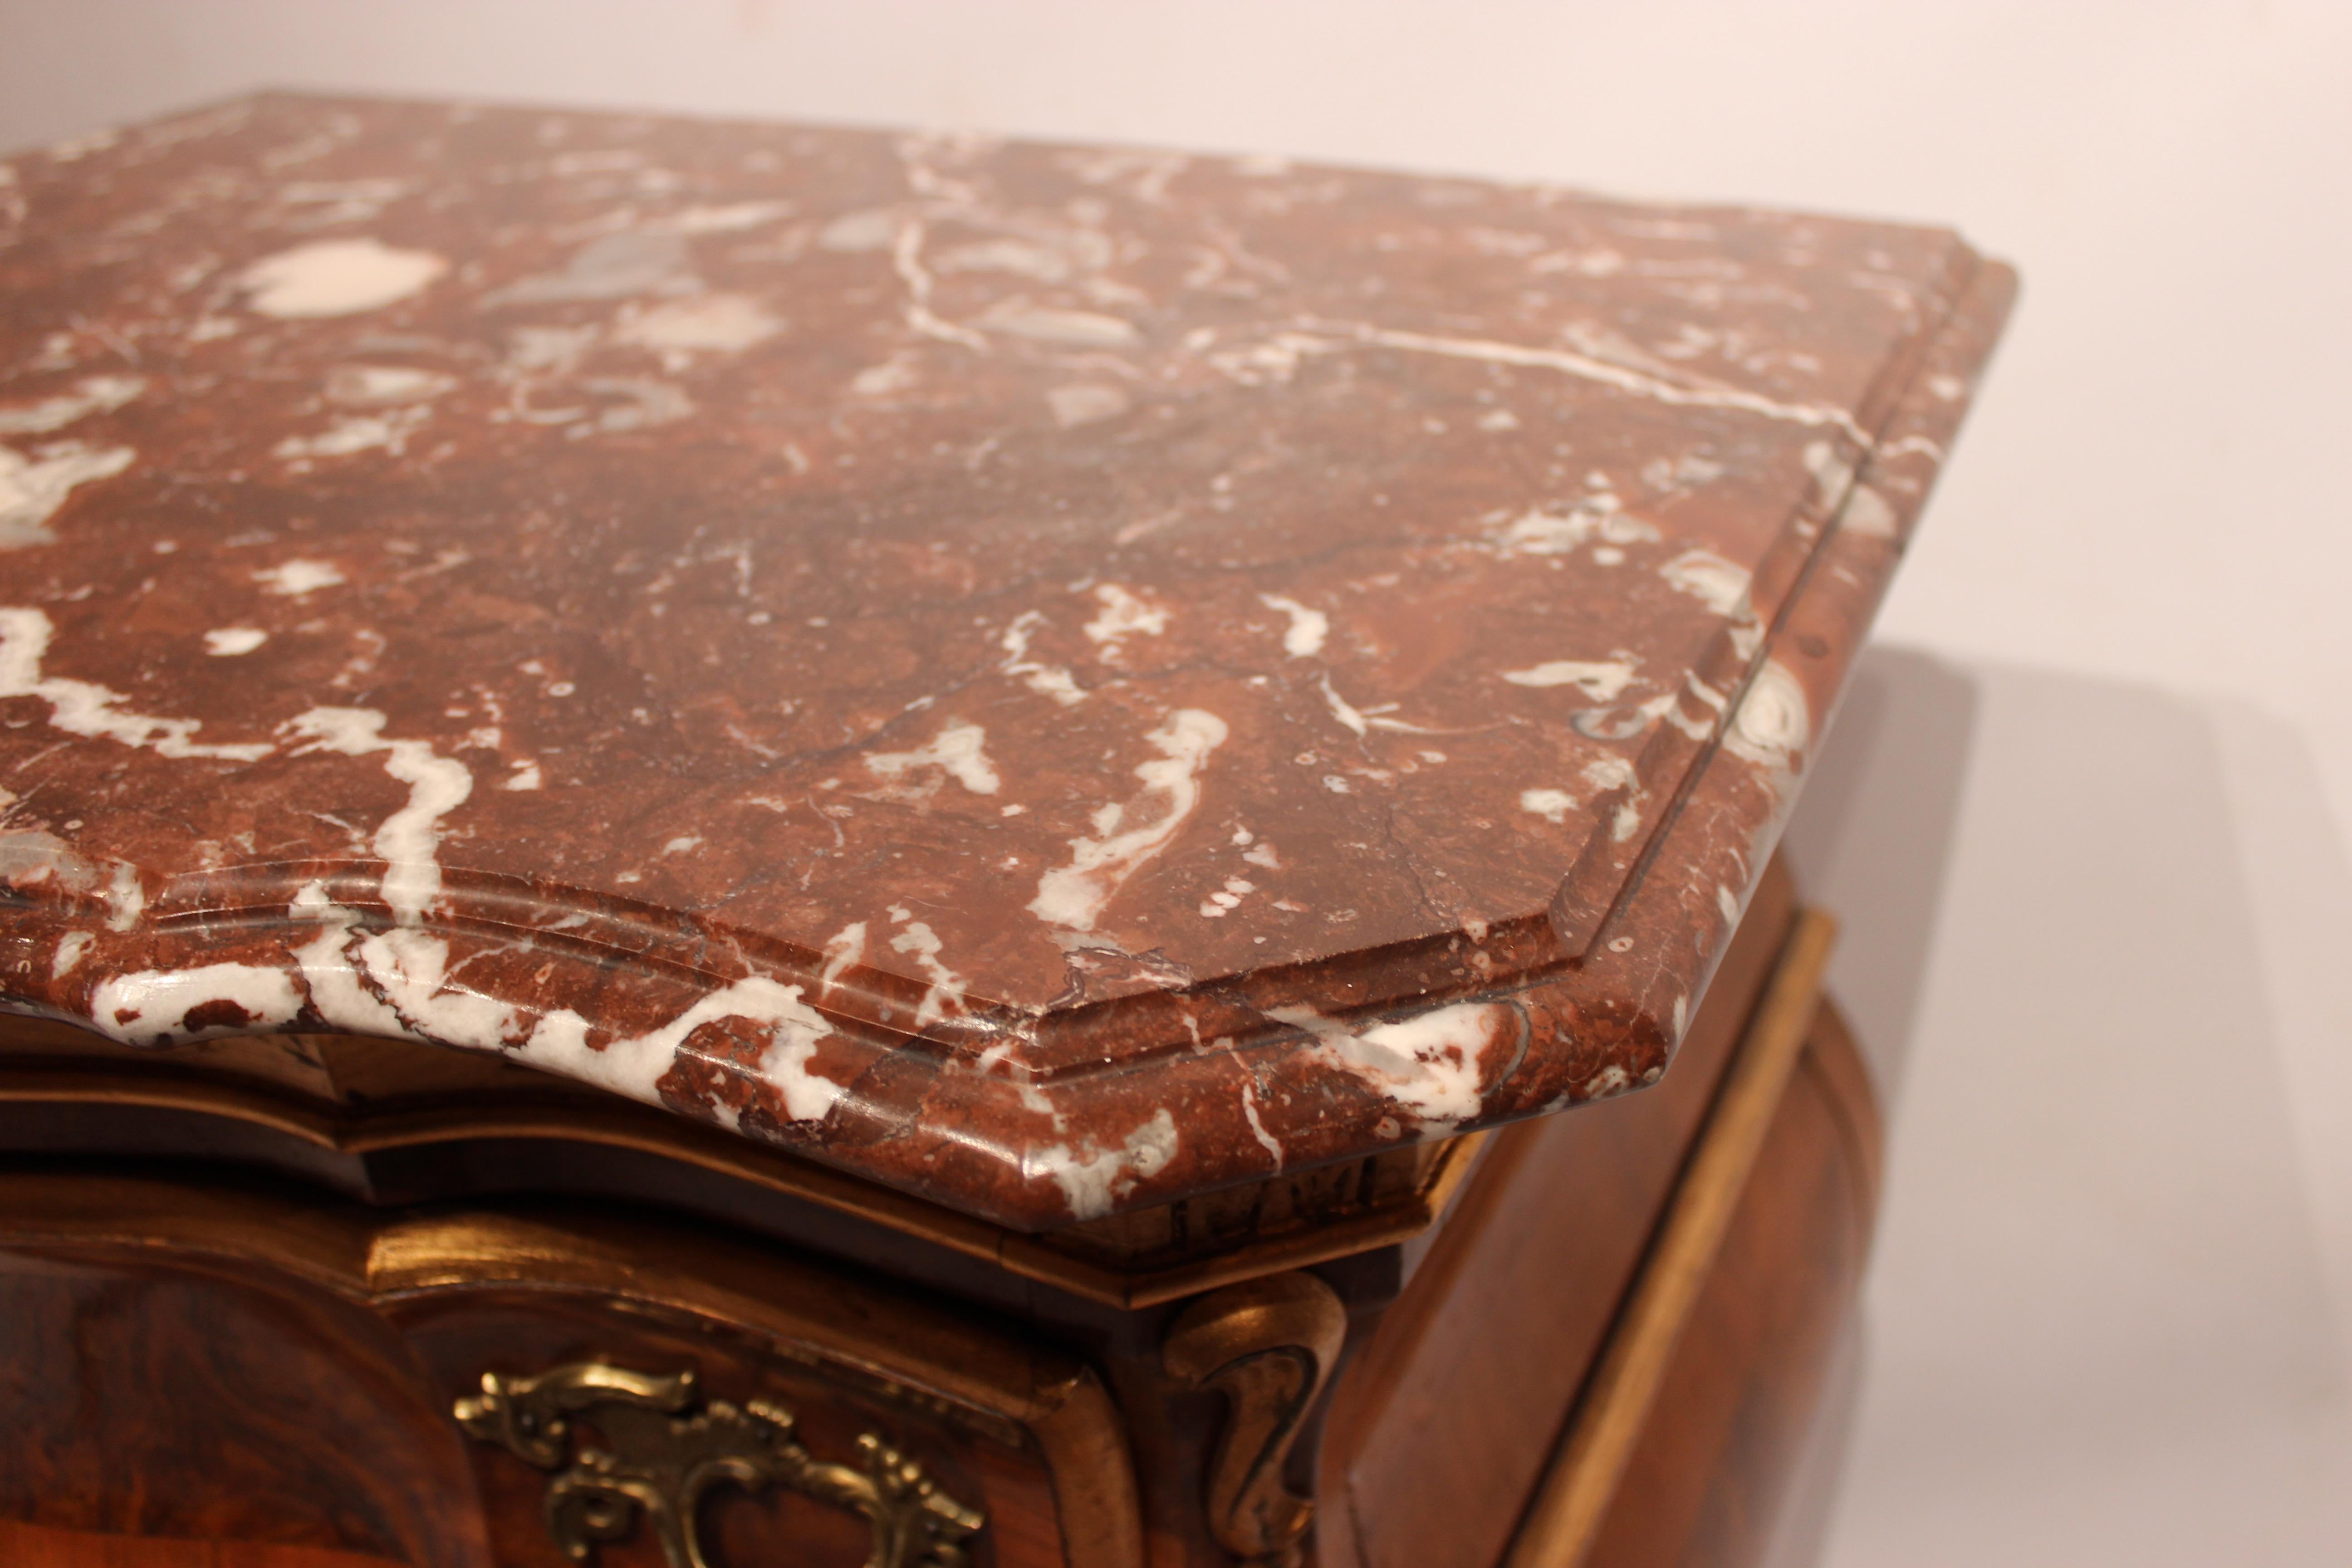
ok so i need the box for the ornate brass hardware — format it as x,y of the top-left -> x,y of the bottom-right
1164,1271 -> 1348,1568
454,1359 -> 984,1568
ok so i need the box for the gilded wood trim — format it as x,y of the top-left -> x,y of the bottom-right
1021,1369 -> 1149,1568
0,1171 -> 1144,1568
1163,1272 -> 1349,1568
1501,907 -> 1838,1568
0,1067 -> 1486,1309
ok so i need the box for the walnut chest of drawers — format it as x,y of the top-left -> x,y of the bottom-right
0,93 -> 2012,1568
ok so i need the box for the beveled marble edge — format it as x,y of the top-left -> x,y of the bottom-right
0,250 -> 2013,1229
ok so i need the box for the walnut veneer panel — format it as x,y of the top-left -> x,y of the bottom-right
0,1254 -> 492,1565
0,1519 -> 408,1568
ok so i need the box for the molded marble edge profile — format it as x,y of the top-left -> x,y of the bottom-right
1537,240 -> 1988,955
0,1058 -> 1490,1311
0,1168 -> 1147,1568
0,250 -> 2015,1231
1561,246 -> 2017,950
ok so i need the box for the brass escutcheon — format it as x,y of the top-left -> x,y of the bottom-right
454,1359 -> 984,1568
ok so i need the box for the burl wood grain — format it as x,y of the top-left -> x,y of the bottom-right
0,1250 -> 490,1565
0,1518 -> 408,1566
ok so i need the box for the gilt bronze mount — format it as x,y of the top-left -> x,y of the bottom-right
455,1359 -> 984,1568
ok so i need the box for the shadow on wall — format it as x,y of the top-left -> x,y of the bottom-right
1765,648 -> 2352,1568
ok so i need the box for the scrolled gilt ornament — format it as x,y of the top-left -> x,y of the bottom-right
1164,1271 -> 1349,1568
454,1359 -> 983,1568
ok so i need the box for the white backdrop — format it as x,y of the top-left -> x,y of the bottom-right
4,3 -> 2348,1562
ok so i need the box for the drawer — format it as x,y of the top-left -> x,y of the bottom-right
0,1173 -> 1140,1568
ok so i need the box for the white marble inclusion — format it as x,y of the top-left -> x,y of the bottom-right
240,239 -> 447,319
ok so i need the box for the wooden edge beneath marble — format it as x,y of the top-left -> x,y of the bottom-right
0,1169 -> 1147,1568
0,1051 -> 1486,1312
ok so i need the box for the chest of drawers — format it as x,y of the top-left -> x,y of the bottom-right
0,92 -> 2010,1567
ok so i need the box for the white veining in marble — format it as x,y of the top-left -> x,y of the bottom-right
1029,708 -> 1228,931
0,608 -> 271,761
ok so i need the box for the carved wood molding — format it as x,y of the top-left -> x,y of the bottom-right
1163,1271 -> 1348,1567
454,1359 -> 982,1568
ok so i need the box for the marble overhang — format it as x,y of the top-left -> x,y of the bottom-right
0,95 -> 2013,1227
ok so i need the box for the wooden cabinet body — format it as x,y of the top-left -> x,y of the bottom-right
1,864 -> 1878,1568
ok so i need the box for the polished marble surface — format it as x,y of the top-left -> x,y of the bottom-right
0,94 -> 2010,1226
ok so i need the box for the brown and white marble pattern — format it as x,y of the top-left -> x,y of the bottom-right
0,95 -> 2013,1228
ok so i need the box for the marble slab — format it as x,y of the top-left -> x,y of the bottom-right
0,94 -> 2012,1228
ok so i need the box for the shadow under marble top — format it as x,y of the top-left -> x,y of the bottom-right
0,93 -> 2013,1228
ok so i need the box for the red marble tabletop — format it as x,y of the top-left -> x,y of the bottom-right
0,94 -> 2012,1228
